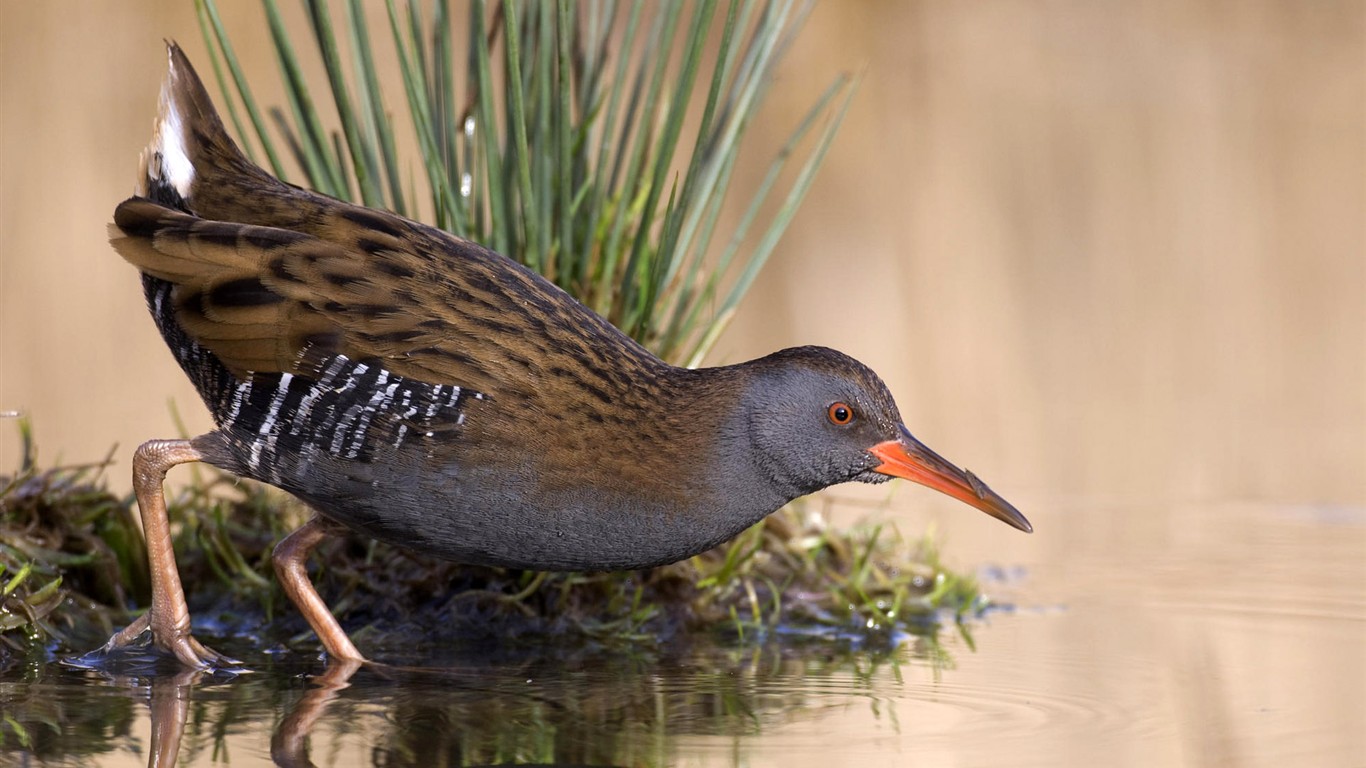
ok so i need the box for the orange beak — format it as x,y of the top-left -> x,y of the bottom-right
869,425 -> 1032,533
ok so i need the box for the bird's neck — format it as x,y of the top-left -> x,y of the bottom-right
661,362 -> 805,514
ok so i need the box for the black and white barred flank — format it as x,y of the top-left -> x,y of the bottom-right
141,276 -> 237,413
143,278 -> 483,484
215,350 -> 484,484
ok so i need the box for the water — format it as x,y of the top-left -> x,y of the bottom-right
4,497 -> 1361,767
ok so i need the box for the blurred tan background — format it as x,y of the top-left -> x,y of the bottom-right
1,0 -> 1362,514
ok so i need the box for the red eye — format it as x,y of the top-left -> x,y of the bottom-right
827,402 -> 854,425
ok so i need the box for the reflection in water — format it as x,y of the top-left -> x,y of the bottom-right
147,670 -> 199,768
268,659 -> 358,768
18,637 -> 932,767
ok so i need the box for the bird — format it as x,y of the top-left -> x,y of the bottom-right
101,42 -> 1032,669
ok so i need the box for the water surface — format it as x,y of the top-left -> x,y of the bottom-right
4,497 -> 1361,767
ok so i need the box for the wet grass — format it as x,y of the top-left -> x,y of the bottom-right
0,417 -> 993,667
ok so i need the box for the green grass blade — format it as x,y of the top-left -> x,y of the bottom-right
688,73 -> 858,365
432,0 -> 457,206
331,131 -> 352,194
261,0 -> 344,195
500,0 -> 540,270
267,106 -> 310,174
554,0 -> 575,289
470,0 -> 510,253
621,0 -> 717,337
659,0 -> 740,290
531,2 -> 556,276
603,3 -> 683,324
193,1 -> 258,166
658,145 -> 740,359
671,71 -> 843,364
385,0 -> 461,230
346,0 -> 408,214
305,0 -> 382,206
580,0 -> 641,301
196,0 -> 289,179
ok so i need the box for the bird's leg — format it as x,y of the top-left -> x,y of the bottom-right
273,515 -> 366,662
102,438 -> 236,668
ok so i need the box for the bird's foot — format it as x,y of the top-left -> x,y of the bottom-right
91,611 -> 242,670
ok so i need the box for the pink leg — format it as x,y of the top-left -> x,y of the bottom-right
273,516 -> 366,662
101,439 -> 235,668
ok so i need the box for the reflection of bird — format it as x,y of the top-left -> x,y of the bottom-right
102,43 -> 1031,668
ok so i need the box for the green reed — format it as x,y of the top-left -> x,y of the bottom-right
195,0 -> 854,365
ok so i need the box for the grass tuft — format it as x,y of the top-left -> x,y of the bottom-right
199,0 -> 857,365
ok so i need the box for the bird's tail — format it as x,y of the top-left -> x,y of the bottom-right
113,42 -> 283,414
133,41 -> 275,216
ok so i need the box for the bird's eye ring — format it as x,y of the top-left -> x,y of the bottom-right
827,402 -> 854,425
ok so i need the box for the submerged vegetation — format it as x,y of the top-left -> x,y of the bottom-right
3,1 -> 1000,666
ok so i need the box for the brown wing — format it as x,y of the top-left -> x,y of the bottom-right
112,40 -> 667,420
111,196 -> 566,398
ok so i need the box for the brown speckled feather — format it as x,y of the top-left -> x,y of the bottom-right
108,45 -> 719,502
97,42 -> 1027,669
109,43 -> 1025,576
111,189 -> 718,500
113,194 -> 666,404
